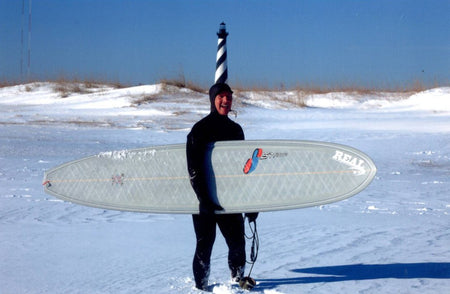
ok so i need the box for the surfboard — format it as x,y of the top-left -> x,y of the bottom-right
42,140 -> 376,214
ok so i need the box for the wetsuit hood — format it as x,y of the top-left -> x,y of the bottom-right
209,83 -> 233,112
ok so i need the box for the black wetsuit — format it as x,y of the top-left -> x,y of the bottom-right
186,111 -> 246,289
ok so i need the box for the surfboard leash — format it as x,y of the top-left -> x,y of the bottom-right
247,219 -> 259,271
241,217 -> 259,290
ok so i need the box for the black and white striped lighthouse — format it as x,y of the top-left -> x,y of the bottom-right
215,22 -> 229,84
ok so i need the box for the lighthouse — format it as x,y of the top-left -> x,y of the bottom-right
215,22 -> 229,84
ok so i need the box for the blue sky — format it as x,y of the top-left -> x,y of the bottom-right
1,0 -> 449,89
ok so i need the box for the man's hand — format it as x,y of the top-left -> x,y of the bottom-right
199,199 -> 224,215
245,213 -> 258,223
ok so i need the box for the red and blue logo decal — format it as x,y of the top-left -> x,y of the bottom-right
243,148 -> 263,174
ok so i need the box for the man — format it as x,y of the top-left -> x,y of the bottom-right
186,83 -> 258,290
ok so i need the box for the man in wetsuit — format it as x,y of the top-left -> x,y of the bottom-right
186,83 -> 258,290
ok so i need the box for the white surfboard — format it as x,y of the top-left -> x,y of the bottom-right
42,140 -> 376,214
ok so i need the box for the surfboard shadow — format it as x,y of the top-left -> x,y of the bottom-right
205,143 -> 220,207
256,262 -> 450,290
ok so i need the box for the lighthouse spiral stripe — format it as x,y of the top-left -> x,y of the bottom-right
215,37 -> 228,84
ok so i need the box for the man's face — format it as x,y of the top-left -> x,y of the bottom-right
214,91 -> 233,116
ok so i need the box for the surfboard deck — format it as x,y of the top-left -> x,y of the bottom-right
42,140 -> 376,214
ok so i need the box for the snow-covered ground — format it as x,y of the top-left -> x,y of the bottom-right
0,83 -> 449,293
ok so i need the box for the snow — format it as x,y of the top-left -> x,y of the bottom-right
0,83 -> 449,293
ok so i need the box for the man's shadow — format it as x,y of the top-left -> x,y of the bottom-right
256,262 -> 450,290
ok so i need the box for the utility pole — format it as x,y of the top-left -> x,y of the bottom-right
27,0 -> 32,81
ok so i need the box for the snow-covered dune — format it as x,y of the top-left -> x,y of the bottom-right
1,83 -> 449,128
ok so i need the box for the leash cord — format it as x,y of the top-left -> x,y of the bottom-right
244,218 -> 259,276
